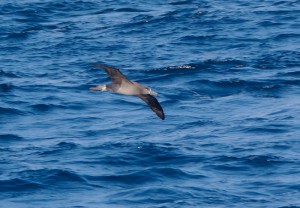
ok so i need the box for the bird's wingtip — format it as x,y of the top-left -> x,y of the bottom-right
91,63 -> 105,68
159,112 -> 165,120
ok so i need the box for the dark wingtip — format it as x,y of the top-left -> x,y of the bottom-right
160,113 -> 165,120
92,63 -> 105,68
142,94 -> 165,120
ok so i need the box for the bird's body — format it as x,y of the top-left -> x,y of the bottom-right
90,64 -> 165,120
114,81 -> 143,95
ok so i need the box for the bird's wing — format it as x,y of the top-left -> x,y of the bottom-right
138,94 -> 165,120
93,64 -> 132,85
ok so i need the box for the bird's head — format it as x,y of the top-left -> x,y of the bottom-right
144,86 -> 158,96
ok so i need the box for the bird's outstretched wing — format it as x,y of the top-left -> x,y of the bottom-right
93,64 -> 132,85
138,94 -> 165,120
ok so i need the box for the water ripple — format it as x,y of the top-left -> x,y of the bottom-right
1,0 -> 300,207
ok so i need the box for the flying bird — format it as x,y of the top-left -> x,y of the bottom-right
90,64 -> 165,120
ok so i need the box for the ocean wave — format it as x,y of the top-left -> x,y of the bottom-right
0,70 -> 19,78
242,125 -> 290,134
0,134 -> 23,142
16,169 -> 88,187
0,107 -> 25,116
29,103 -> 65,112
0,83 -> 13,92
108,186 -> 197,206
254,51 -> 300,69
39,142 -> 79,156
1,0 -> 300,207
0,178 -> 43,192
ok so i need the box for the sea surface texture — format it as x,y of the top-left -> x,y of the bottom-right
1,0 -> 300,207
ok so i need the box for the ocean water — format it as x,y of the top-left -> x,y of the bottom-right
1,0 -> 300,207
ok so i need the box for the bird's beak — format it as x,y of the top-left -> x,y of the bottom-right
150,90 -> 158,96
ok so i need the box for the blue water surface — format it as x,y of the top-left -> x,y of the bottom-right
1,0 -> 300,207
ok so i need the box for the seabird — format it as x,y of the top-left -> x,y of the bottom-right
90,64 -> 165,120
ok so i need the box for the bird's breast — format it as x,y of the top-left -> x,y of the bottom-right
116,83 -> 141,95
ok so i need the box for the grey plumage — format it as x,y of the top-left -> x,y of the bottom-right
90,64 -> 165,120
